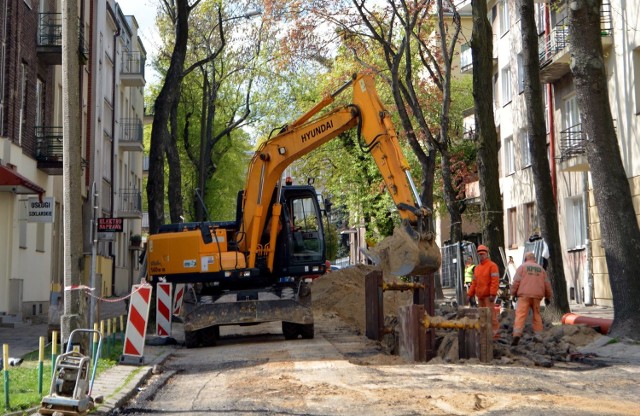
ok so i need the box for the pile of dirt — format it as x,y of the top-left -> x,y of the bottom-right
312,264 -> 606,367
311,264 -> 412,334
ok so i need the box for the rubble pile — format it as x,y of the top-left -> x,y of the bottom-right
312,265 -> 604,367
432,309 -> 603,367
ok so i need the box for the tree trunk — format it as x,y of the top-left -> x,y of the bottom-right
519,0 -> 569,317
167,96 -> 183,224
471,0 -> 504,273
569,0 -> 640,340
147,0 -> 190,234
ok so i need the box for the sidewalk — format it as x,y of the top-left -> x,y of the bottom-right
0,296 -> 177,416
0,298 -> 129,359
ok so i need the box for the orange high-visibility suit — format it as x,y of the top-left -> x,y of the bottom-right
468,256 -> 500,337
511,256 -> 553,338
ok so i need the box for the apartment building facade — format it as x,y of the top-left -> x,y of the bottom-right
0,0 -> 144,324
455,0 -> 636,307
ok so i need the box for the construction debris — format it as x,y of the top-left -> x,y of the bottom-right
312,265 -> 605,367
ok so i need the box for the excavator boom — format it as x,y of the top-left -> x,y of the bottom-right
241,73 -> 441,275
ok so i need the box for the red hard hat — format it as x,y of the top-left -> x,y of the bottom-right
477,244 -> 489,253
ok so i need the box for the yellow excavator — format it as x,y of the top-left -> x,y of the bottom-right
145,73 -> 441,347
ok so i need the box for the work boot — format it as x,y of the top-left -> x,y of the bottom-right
511,336 -> 520,346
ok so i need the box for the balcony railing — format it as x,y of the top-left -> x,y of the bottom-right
539,2 -> 612,68
118,189 -> 142,218
559,123 -> 587,161
120,118 -> 143,151
37,14 -> 88,65
539,16 -> 569,67
35,126 -> 63,162
121,51 -> 146,86
38,13 -> 62,47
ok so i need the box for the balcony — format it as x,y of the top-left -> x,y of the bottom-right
538,16 -> 570,83
118,189 -> 142,219
36,13 -> 62,65
36,14 -> 89,66
35,126 -> 63,175
539,2 -> 613,83
120,118 -> 143,151
558,123 -> 589,172
121,51 -> 146,87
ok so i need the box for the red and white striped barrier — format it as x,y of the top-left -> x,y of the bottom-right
156,282 -> 173,336
120,284 -> 152,365
173,284 -> 185,316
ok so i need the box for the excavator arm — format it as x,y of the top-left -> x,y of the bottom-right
241,73 -> 441,275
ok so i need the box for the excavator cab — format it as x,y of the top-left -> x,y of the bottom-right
263,185 -> 326,278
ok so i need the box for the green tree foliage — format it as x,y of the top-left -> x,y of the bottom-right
149,0 -> 266,223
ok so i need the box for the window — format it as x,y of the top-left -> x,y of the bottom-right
501,66 -> 512,105
517,54 -> 525,94
103,133 -> 112,181
493,73 -> 499,108
564,95 -> 581,143
504,135 -> 515,175
525,202 -> 537,239
19,209 -> 27,249
543,86 -> 550,133
36,78 -> 44,127
634,48 -> 640,114
36,223 -> 45,252
499,0 -> 510,36
460,43 -> 472,71
507,208 -> 518,248
520,131 -> 531,168
535,3 -> 546,35
19,63 -> 27,145
565,195 -> 586,248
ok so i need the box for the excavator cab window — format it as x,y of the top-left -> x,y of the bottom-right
285,191 -> 324,264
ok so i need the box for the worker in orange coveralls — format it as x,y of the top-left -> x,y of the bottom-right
510,251 -> 553,346
468,244 -> 500,339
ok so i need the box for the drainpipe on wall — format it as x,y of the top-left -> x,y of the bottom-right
109,3 -> 120,218
108,3 -> 121,296
544,5 -> 558,203
85,0 -> 94,187
582,171 -> 594,305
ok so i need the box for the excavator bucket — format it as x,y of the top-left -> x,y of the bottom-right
361,225 -> 441,276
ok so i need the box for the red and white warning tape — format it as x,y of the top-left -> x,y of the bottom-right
64,283 -> 152,303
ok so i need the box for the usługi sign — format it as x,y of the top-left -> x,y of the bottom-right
27,196 -> 55,223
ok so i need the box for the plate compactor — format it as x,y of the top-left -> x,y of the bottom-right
39,329 -> 102,416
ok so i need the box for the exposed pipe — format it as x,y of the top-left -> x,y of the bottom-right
562,312 -> 611,335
